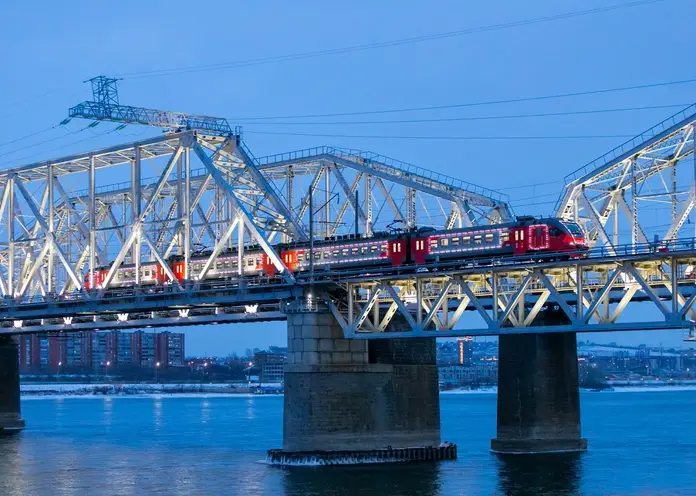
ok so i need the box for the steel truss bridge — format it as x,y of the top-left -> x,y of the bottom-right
1,101 -> 696,341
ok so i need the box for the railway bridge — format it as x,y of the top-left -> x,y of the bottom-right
0,81 -> 695,459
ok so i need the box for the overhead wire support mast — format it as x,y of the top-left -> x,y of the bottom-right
68,76 -> 235,136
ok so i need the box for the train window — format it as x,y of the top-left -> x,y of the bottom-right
333,250 -> 339,257
451,238 -> 460,246
549,228 -> 561,236
485,234 -> 494,242
474,235 -> 482,245
298,253 -> 304,262
514,231 -> 519,241
342,249 -> 348,256
370,246 -> 377,253
352,248 -> 358,255
520,230 -> 525,240
441,238 -> 449,247
461,236 -> 470,245
430,239 -> 438,249
535,227 -> 542,237
247,259 -> 254,267
361,247 -> 367,254
224,261 -> 230,268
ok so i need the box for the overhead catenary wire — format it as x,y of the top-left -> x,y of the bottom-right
0,124 -> 64,149
245,130 -> 637,140
3,124 -> 128,166
235,78 -> 696,121
237,104 -> 691,126
115,0 -> 671,80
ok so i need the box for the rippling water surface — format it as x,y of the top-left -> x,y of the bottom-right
1,391 -> 695,495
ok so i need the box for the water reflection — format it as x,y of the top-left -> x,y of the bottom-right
245,397 -> 256,420
200,399 -> 210,424
153,398 -> 163,431
281,462 -> 442,496
0,436 -> 28,496
496,453 -> 583,496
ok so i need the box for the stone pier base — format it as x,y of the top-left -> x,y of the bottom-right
491,322 -> 586,454
0,336 -> 24,434
280,311 -> 443,459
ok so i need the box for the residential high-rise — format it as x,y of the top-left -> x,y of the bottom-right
457,337 -> 474,366
17,330 -> 185,372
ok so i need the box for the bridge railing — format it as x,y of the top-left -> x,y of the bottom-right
253,146 -> 510,203
563,104 -> 696,183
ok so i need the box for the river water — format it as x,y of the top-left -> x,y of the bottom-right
1,391 -> 695,495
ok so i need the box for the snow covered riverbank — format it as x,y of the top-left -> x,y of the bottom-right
20,383 -> 282,398
19,382 -> 696,399
439,384 -> 696,395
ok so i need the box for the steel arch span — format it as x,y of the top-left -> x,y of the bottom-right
556,104 -> 696,255
0,131 -> 510,316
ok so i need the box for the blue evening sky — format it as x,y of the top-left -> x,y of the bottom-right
1,0 -> 695,354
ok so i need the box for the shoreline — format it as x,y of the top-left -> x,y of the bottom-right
17,382 -> 696,399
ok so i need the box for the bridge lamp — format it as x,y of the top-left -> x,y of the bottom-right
106,361 -> 111,367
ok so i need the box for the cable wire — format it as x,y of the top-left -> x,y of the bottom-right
245,130 -> 637,140
116,0 -> 670,80
0,125 -> 63,149
236,78 -> 696,121
237,104 -> 690,126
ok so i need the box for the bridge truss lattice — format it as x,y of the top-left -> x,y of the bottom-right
0,130 -> 511,331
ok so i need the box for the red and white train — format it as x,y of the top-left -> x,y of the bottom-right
84,216 -> 587,290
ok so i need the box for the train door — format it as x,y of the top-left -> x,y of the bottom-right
172,261 -> 186,281
528,225 -> 549,251
390,240 -> 407,266
410,237 -> 428,264
510,228 -> 527,255
280,251 -> 297,272
261,254 -> 276,276
156,264 -> 168,284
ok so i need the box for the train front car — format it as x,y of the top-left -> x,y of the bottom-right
548,218 -> 588,257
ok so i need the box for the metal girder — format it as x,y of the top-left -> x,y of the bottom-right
557,106 -> 696,252
330,246 -> 696,338
192,141 -> 295,284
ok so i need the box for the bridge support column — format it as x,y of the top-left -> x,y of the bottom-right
276,310 -> 446,463
491,310 -> 586,454
0,336 -> 24,434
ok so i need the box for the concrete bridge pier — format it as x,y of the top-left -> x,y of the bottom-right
491,309 -> 586,454
277,309 -> 447,463
0,336 -> 24,434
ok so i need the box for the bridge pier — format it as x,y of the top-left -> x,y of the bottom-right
491,310 -> 586,454
0,336 -> 24,434
277,309 -> 446,463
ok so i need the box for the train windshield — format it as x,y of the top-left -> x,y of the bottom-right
563,222 -> 584,236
